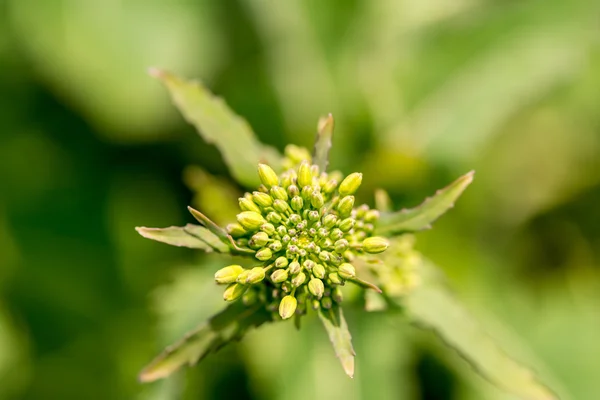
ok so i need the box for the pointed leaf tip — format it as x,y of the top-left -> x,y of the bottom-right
318,305 -> 356,378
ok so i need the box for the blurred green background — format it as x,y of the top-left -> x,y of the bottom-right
1,0 -> 599,399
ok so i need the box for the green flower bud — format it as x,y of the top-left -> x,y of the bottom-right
237,211 -> 266,231
273,199 -> 290,213
214,265 -> 244,284
337,195 -> 355,217
308,210 -> 320,221
329,228 -> 343,240
312,264 -> 326,279
242,289 -> 258,306
292,272 -> 307,287
311,299 -> 321,310
364,209 -> 380,222
287,184 -> 300,197
338,217 -> 355,232
308,278 -> 325,299
284,144 -> 311,163
311,191 -> 325,208
246,267 -> 266,284
270,186 -> 288,201
356,204 -> 369,218
332,287 -> 344,303
279,295 -> 297,319
310,164 -> 320,178
266,212 -> 283,224
269,241 -> 282,252
334,239 -> 349,253
321,296 -> 333,310
260,223 -> 276,236
338,263 -> 356,279
223,283 -> 246,301
271,269 -> 288,283
301,185 -> 313,200
226,223 -> 247,238
251,231 -> 270,248
318,251 -> 331,263
258,163 -> 279,188
253,191 -> 273,207
237,238 -> 249,247
362,236 -> 389,254
236,269 -> 251,283
239,197 -> 261,213
328,272 -> 343,285
291,196 -> 304,211
322,214 -> 337,228
298,161 -> 313,187
323,179 -> 338,194
338,172 -> 362,196
289,260 -> 301,274
255,248 -> 273,261
303,259 -> 315,271
275,256 -> 289,268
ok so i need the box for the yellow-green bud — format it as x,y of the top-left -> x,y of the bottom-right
311,191 -> 325,208
260,223 -> 276,235
284,144 -> 311,163
291,196 -> 304,211
237,211 -> 266,231
246,267 -> 266,284
338,263 -> 356,279
364,209 -> 380,222
287,184 -> 300,197
250,232 -> 270,248
255,248 -> 273,261
239,197 -> 261,213
275,256 -> 289,268
273,199 -> 290,213
323,179 -> 338,194
338,172 -> 362,196
337,195 -> 355,217
334,239 -> 349,253
298,161 -> 312,187
270,186 -> 288,201
253,191 -> 273,207
312,264 -> 326,279
269,241 -> 282,252
226,223 -> 247,238
321,296 -> 333,310
223,283 -> 246,301
362,236 -> 389,254
332,287 -> 343,303
338,217 -> 355,232
266,212 -> 282,224
308,278 -> 325,299
289,260 -> 301,274
328,272 -> 343,285
258,163 -> 279,188
279,295 -> 297,319
292,272 -> 307,287
215,265 -> 244,284
323,214 -> 337,228
271,269 -> 288,283
236,269 -> 251,283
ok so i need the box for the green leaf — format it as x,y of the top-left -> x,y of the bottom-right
135,225 -> 228,252
318,304 -> 356,378
313,114 -> 334,172
187,206 -> 254,255
402,261 -> 558,400
139,302 -> 271,383
150,69 -> 282,187
376,171 -> 474,235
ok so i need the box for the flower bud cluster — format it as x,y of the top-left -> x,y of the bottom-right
215,159 -> 389,320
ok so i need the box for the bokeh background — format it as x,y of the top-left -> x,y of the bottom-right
1,0 -> 600,399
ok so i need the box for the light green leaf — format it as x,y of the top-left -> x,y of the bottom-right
150,69 -> 282,187
402,261 -> 558,400
313,114 -> 334,172
187,206 -> 254,255
139,302 -> 271,383
135,225 -> 228,252
376,171 -> 474,235
318,304 -> 356,378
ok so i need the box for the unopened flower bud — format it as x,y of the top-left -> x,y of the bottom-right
275,256 -> 289,268
356,204 -> 369,218
255,248 -> 273,261
289,260 -> 301,274
338,218 -> 355,232
214,265 -> 244,284
311,191 -> 325,208
266,212 -> 282,224
323,214 -> 337,228
291,196 -> 304,211
328,272 -> 343,285
338,263 -> 356,279
269,241 -> 282,252
338,172 -> 362,196
226,223 -> 247,238
223,283 -> 246,301
253,191 -> 273,207
279,295 -> 297,319
251,232 -> 270,248
260,223 -> 276,236
323,179 -> 338,194
273,199 -> 290,213
292,272 -> 307,287
318,251 -> 331,263
298,161 -> 312,187
311,299 -> 321,310
334,239 -> 349,253
287,184 -> 299,197
321,296 -> 333,310
332,287 -> 343,303
308,278 -> 325,299
337,195 -> 355,217
245,267 -> 266,284
239,197 -> 261,213
237,211 -> 266,231
308,210 -> 320,221
270,186 -> 288,201
313,264 -> 326,279
271,269 -> 288,283
258,163 -> 279,188
303,260 -> 315,271
236,269 -> 251,283
362,236 -> 389,254
329,228 -> 343,240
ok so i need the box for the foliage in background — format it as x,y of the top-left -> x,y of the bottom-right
1,0 -> 599,399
